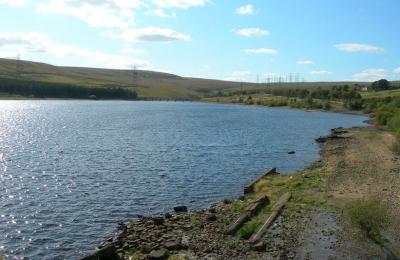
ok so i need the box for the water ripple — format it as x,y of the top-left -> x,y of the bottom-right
0,101 -> 366,259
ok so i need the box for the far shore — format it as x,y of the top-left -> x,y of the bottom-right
0,96 -> 367,116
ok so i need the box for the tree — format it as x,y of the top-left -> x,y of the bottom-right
371,79 -> 391,92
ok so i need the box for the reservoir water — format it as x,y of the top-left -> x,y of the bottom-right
0,101 -> 366,259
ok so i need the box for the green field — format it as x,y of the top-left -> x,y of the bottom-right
361,88 -> 400,100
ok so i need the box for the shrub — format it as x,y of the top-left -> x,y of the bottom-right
237,222 -> 259,239
345,99 -> 363,110
347,197 -> 388,245
375,104 -> 397,125
371,79 -> 391,91
323,101 -> 332,110
387,110 -> 400,133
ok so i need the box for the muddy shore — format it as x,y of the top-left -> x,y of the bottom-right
83,125 -> 400,260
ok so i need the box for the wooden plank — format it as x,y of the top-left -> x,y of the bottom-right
244,168 -> 277,194
226,196 -> 269,235
249,192 -> 291,243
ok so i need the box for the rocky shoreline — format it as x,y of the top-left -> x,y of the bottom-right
82,167 -> 300,260
82,125 -> 400,260
81,129 -> 341,260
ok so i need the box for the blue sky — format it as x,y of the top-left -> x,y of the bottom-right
0,0 -> 399,82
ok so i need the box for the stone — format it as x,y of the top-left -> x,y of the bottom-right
223,199 -> 232,204
182,224 -> 192,231
206,214 -> 217,222
148,249 -> 169,260
164,212 -> 172,219
152,217 -> 165,225
164,241 -> 181,250
252,241 -> 265,251
174,206 -> 188,213
81,244 -> 118,260
208,208 -> 217,214
181,236 -> 190,248
288,151 -> 295,154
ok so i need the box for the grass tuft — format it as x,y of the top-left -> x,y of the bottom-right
347,197 -> 388,245
237,222 -> 260,239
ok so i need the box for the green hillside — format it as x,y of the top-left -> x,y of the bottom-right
0,58 -> 262,100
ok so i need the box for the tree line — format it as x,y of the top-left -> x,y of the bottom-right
0,77 -> 138,100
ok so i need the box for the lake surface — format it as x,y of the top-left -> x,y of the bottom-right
0,101 -> 366,259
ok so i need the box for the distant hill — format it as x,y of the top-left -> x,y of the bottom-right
0,58 -> 376,100
0,58 -> 259,99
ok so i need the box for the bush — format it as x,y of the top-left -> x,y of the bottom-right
237,222 -> 259,239
347,197 -> 388,245
345,99 -> 363,110
371,79 -> 391,92
323,101 -> 331,110
387,110 -> 400,133
376,105 -> 397,125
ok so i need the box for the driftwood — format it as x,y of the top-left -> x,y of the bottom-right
244,168 -> 277,194
249,192 -> 291,243
226,196 -> 269,235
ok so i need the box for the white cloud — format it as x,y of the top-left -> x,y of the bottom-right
224,70 -> 251,81
236,4 -> 255,15
0,32 -> 151,69
36,0 -> 144,29
335,43 -> 384,53
105,27 -> 191,42
244,48 -> 278,55
0,0 -> 28,7
232,28 -> 269,37
352,69 -> 387,81
394,67 -> 400,74
311,70 -> 332,76
145,8 -> 176,18
151,0 -> 207,9
297,60 -> 314,65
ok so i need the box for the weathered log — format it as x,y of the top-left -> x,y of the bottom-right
249,192 -> 291,243
244,168 -> 277,194
81,244 -> 118,260
226,196 -> 269,235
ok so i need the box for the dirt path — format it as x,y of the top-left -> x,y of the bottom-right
290,126 -> 400,259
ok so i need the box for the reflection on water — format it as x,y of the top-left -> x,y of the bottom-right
0,101 -> 366,259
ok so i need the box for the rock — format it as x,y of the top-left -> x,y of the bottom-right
81,244 -> 118,260
174,206 -> 188,213
182,224 -> 192,231
208,208 -> 217,214
181,236 -> 190,248
164,212 -> 172,219
288,151 -> 295,154
252,241 -> 265,251
164,241 -> 181,250
148,249 -> 169,260
152,217 -> 165,225
223,199 -> 232,204
206,214 -> 217,222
